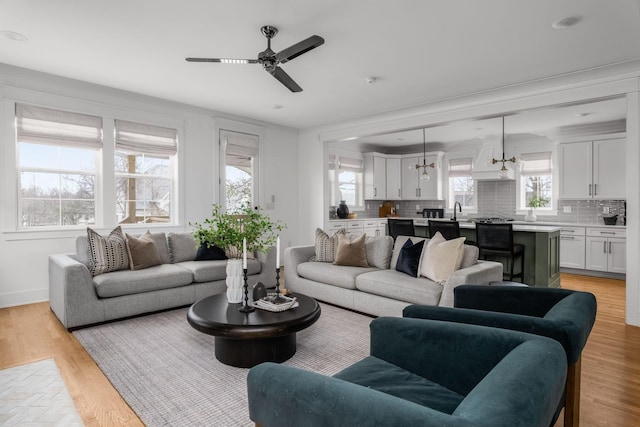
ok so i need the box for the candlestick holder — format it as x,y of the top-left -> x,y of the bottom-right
238,268 -> 255,313
267,267 -> 288,304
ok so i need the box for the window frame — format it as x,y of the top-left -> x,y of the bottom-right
2,92 -> 184,237
445,154 -> 477,215
515,149 -> 557,217
220,129 -> 260,213
327,150 -> 364,211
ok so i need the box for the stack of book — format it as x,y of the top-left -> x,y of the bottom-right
252,295 -> 298,312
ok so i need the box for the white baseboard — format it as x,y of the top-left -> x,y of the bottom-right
0,288 -> 48,308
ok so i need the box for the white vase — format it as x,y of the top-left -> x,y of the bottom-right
225,259 -> 244,304
524,208 -> 537,222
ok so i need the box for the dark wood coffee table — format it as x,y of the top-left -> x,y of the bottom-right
187,293 -> 321,368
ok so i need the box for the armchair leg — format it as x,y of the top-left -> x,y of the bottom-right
564,357 -> 581,427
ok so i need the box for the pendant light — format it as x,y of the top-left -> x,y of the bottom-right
491,116 -> 516,179
413,128 -> 436,181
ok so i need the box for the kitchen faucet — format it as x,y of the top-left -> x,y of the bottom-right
452,201 -> 462,221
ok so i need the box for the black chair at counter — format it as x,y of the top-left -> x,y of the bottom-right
387,219 -> 415,241
428,220 -> 461,240
475,223 -> 524,282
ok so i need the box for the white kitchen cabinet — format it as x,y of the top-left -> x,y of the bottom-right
558,138 -> 625,199
385,156 -> 402,200
585,227 -> 626,273
559,226 -> 586,269
364,153 -> 386,200
345,220 -> 364,237
401,155 -> 441,200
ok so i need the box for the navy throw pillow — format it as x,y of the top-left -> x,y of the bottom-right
395,239 -> 425,277
195,243 -> 228,261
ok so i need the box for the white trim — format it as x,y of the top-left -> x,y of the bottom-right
0,288 -> 48,309
626,91 -> 640,326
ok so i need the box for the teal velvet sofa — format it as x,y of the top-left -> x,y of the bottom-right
247,317 -> 567,427
403,285 -> 597,427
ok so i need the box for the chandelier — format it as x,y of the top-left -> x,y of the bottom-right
491,116 -> 516,179
413,128 -> 436,181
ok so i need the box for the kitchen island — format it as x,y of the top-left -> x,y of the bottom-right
413,219 -> 561,288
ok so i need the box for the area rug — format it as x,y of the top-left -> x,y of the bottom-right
74,303 -> 372,426
0,358 -> 84,426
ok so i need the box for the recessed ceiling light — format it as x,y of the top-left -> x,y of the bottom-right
268,104 -> 283,110
551,15 -> 582,30
1,30 -> 28,41
365,76 -> 379,85
576,112 -> 592,117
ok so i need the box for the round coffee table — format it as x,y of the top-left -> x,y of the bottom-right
187,293 -> 321,368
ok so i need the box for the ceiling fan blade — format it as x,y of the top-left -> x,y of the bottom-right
276,35 -> 324,64
271,66 -> 302,92
185,57 -> 259,64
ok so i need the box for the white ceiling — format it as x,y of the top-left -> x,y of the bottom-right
1,1 -> 640,130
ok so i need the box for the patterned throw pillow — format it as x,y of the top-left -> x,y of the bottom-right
314,228 -> 346,262
87,226 -> 129,276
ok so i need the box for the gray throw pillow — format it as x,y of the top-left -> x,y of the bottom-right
167,232 -> 198,263
365,235 -> 393,269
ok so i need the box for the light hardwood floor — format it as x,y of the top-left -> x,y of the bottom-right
1,273 -> 639,426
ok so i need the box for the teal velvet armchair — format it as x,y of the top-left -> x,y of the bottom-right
403,285 -> 597,427
247,317 -> 567,427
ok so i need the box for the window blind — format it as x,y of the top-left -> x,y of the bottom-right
222,130 -> 258,169
338,156 -> 363,173
448,158 -> 473,177
115,119 -> 178,155
521,152 -> 552,174
15,103 -> 102,149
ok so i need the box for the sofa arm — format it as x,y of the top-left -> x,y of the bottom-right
283,245 -> 315,289
247,362 -> 454,427
439,261 -> 503,307
49,254 -> 104,329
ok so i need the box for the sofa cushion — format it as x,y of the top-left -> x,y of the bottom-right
355,270 -> 443,306
87,226 -> 130,276
420,233 -> 465,284
395,239 -> 425,277
125,231 -> 162,271
92,264 -> 193,298
150,232 -> 171,264
334,356 -> 464,414
167,232 -> 197,263
460,244 -> 479,269
178,258 -> 261,283
365,235 -> 394,269
297,262 -> 378,290
390,236 -> 428,270
334,234 -> 369,267
314,227 -> 346,262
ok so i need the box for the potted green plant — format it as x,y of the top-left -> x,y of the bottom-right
525,194 -> 550,222
191,204 -> 285,303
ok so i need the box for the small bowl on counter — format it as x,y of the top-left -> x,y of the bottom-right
347,213 -> 357,219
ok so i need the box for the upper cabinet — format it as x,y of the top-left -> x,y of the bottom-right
364,153 -> 387,200
385,156 -> 402,200
558,138 -> 626,199
401,154 -> 443,200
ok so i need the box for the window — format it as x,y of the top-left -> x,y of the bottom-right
16,104 -> 101,227
329,154 -> 364,209
221,130 -> 258,213
115,120 -> 177,224
448,158 -> 475,209
520,152 -> 553,210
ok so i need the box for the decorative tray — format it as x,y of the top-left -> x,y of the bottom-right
252,294 -> 298,312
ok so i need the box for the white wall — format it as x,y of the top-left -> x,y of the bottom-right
297,65 -> 640,326
0,65 -> 299,308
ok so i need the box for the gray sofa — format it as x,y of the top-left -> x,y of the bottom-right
284,235 -> 503,317
49,231 -> 276,330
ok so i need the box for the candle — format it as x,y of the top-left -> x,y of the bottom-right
276,236 -> 280,268
243,238 -> 247,269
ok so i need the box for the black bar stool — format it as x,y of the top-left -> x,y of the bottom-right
475,223 -> 524,282
387,219 -> 415,241
428,220 -> 460,240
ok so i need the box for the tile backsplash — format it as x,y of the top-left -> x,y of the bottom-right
331,179 -> 626,226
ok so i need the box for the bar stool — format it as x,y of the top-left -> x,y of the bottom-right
475,223 -> 524,282
428,220 -> 460,240
387,219 -> 415,241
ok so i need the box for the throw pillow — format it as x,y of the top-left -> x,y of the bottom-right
314,227 -> 346,262
167,232 -> 197,263
420,232 -> 466,284
195,242 -> 228,261
125,230 -> 162,270
395,238 -> 426,277
87,226 -> 129,276
333,233 -> 369,267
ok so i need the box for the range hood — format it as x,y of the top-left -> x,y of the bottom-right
472,139 -> 516,181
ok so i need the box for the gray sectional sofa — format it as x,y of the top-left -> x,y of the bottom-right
284,235 -> 503,317
49,231 -> 276,330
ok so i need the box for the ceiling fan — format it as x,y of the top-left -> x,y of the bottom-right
186,26 -> 324,92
